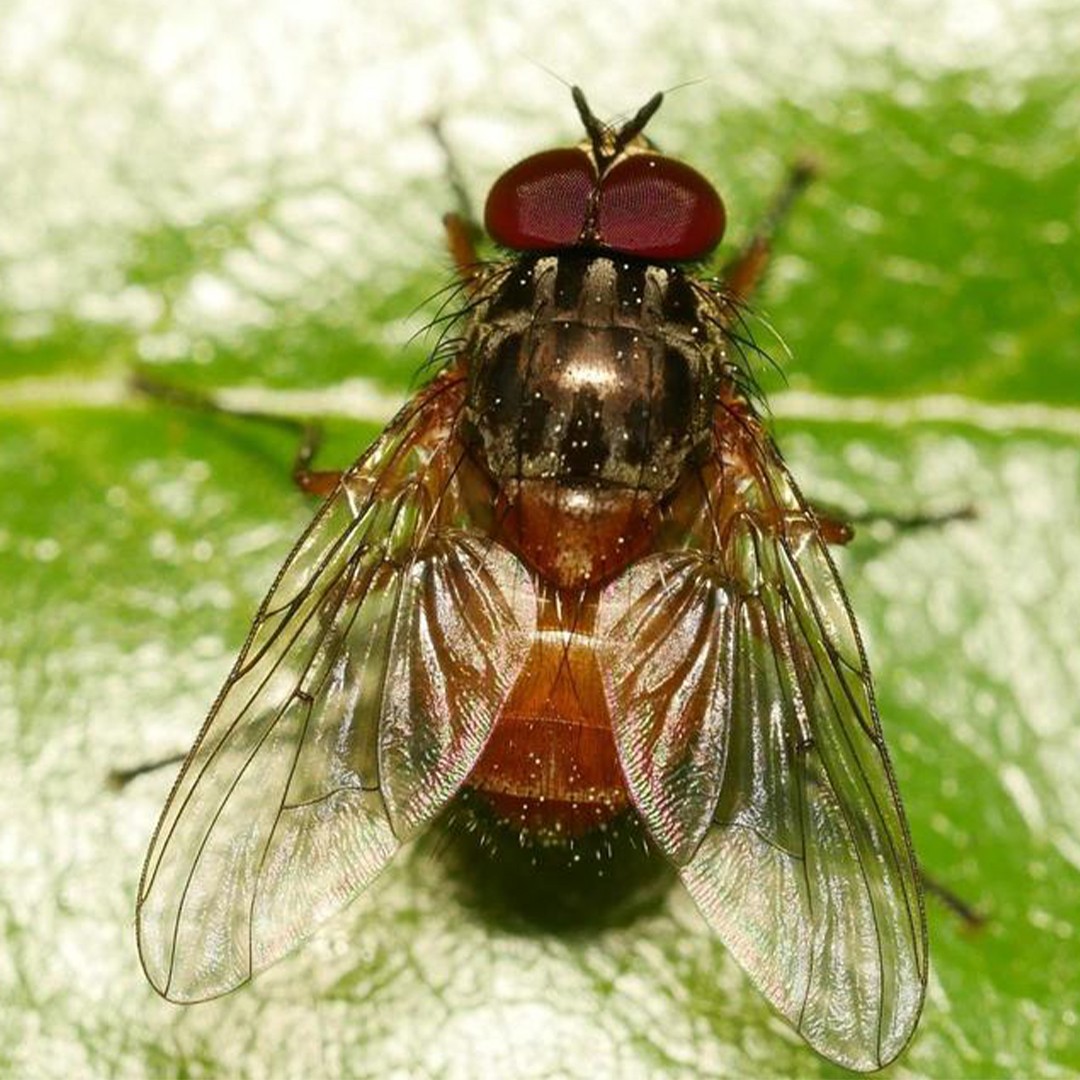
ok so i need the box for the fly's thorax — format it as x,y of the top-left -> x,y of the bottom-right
464,252 -> 723,495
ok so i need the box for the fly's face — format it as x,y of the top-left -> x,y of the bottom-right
136,87 -> 928,1073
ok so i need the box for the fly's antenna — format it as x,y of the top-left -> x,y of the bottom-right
572,86 -> 665,169
571,85 -> 608,165
613,91 -> 664,153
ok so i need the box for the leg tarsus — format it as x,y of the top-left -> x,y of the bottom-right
109,751 -> 187,790
859,505 -> 980,531
427,116 -> 479,228
130,370 -> 229,418
133,370 -> 298,435
921,867 -> 986,930
133,369 -> 341,498
850,503 -> 977,535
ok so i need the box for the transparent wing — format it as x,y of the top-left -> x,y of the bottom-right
600,419 -> 927,1071
137,379 -> 536,1002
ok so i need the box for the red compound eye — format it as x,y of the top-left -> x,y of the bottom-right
484,148 -> 596,251
598,154 -> 725,260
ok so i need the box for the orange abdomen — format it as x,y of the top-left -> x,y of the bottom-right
467,627 -> 628,839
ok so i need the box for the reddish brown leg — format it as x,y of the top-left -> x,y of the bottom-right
289,423 -> 342,497
131,371 -> 342,497
443,211 -> 484,290
814,512 -> 856,546
722,158 -> 817,303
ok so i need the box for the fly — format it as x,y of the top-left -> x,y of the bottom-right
136,87 -> 927,1072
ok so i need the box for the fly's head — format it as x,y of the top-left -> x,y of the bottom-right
483,87 -> 727,262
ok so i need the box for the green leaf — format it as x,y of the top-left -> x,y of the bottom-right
2,3 -> 1079,1077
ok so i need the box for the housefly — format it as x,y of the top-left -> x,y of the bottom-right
137,88 -> 927,1071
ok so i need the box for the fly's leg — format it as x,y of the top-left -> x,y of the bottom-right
116,373 -> 343,788
724,168 -> 977,537
812,511 -> 856,547
723,166 -> 977,534
921,868 -> 986,930
428,117 -> 485,290
109,751 -> 187,789
847,504 -> 977,534
722,158 -> 817,303
444,213 -> 483,289
813,502 -> 977,547
814,503 -> 983,928
131,371 -> 342,497
288,423 -> 341,498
